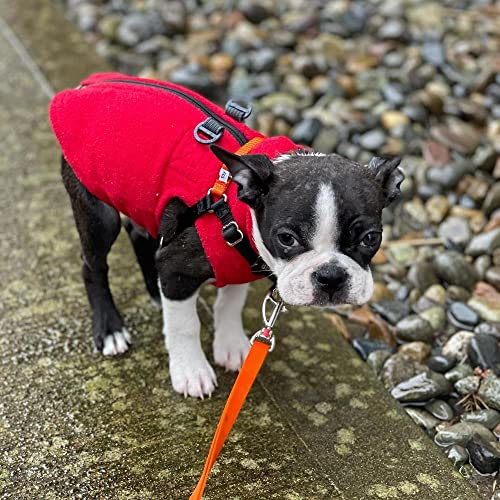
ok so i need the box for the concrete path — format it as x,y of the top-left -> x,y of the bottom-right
0,1 -> 478,498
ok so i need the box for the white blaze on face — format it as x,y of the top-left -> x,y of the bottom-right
252,183 -> 374,306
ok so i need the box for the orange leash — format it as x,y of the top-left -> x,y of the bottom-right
190,288 -> 284,500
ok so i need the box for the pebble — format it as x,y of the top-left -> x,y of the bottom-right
381,111 -> 409,130
455,375 -> 480,396
395,315 -> 434,343
467,334 -> 500,374
381,354 -> 426,390
352,338 -> 394,361
485,267 -> 500,290
290,117 -> 322,146
425,195 -> 449,224
425,399 -> 454,421
467,437 -> 500,475
438,217 -> 471,248
447,445 -> 469,467
398,342 -> 431,363
448,302 -> 479,330
465,228 -> 500,257
445,363 -> 474,383
461,410 -> 500,430
419,306 -> 446,331
407,261 -> 438,292
406,408 -> 440,430
371,300 -> 410,325
483,183 -> 500,215
358,129 -> 387,150
477,375 -> 500,411
434,422 -> 493,447
433,251 -> 478,290
423,284 -> 446,305
427,354 -> 455,373
442,331 -> 475,361
367,349 -> 391,376
391,371 -> 451,403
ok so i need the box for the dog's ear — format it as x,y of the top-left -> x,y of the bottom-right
367,156 -> 404,206
210,145 -> 273,208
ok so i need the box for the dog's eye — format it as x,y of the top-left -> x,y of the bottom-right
360,231 -> 382,248
277,231 -> 299,248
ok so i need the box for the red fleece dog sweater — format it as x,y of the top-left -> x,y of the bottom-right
49,73 -> 299,287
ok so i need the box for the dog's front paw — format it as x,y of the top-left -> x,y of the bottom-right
169,349 -> 217,399
102,328 -> 131,356
213,329 -> 250,372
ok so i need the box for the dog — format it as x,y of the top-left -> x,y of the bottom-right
50,73 -> 404,398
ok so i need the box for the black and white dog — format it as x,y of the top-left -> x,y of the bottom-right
62,144 -> 403,398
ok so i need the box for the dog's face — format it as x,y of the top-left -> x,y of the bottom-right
211,147 -> 404,307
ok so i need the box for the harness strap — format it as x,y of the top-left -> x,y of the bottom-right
190,333 -> 272,500
160,136 -> 275,281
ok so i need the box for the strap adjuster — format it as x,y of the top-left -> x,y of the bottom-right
222,221 -> 244,246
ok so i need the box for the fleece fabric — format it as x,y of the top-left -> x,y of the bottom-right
49,72 -> 299,287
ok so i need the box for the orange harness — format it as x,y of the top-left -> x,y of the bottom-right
190,288 -> 284,499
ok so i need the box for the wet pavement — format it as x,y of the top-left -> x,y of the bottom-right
0,1 -> 479,498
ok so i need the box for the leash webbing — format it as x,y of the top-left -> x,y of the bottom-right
190,335 -> 271,500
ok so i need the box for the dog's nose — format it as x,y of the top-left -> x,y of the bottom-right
312,267 -> 348,293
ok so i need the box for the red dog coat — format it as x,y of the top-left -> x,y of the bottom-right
49,73 -> 299,287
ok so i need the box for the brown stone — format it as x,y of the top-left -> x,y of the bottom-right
422,141 -> 449,167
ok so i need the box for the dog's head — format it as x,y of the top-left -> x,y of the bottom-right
211,146 -> 404,307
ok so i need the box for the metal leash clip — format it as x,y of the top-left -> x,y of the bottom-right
250,286 -> 285,352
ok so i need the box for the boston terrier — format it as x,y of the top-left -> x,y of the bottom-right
50,73 -> 404,398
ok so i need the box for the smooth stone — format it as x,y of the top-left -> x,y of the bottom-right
448,302 -> 479,329
431,121 -> 481,155
428,354 -> 455,373
358,129 -> 387,150
381,110 -> 409,130
425,195 -> 449,224
382,83 -> 405,106
485,267 -> 500,290
396,315 -> 434,343
468,296 -> 500,323
117,12 -> 163,47
421,41 -> 446,66
378,19 -> 405,39
351,338 -> 394,361
438,217 -> 471,247
312,128 -> 339,154
447,445 -> 469,467
461,410 -> 500,430
381,354 -> 427,390
239,0 -> 272,23
447,286 -> 471,302
467,334 -> 500,374
467,437 -> 500,475
371,300 -> 410,325
483,183 -> 500,216
402,198 -> 430,228
475,322 -> 500,340
419,306 -> 446,331
434,422 -> 493,447
169,64 -> 216,96
455,376 -> 480,396
442,331 -> 475,361
398,342 -> 431,363
407,261 -> 439,292
388,244 -> 417,264
424,284 -> 447,305
478,375 -> 500,411
445,363 -> 474,383
475,255 -> 492,280
433,251 -> 478,290
425,399 -> 454,421
406,408 -> 440,430
391,371 -> 451,403
465,228 -> 500,257
426,163 -> 468,190
422,141 -> 450,168
290,117 -> 322,146
366,349 -> 391,376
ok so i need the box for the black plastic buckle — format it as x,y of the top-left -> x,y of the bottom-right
222,221 -> 244,246
194,118 -> 224,144
225,99 -> 252,122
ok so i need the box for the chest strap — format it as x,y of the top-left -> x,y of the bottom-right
160,137 -> 275,282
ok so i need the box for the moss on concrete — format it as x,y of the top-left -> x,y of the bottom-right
0,2 -> 478,498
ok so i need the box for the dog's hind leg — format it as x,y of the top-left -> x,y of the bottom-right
61,157 -> 130,355
123,218 -> 160,305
